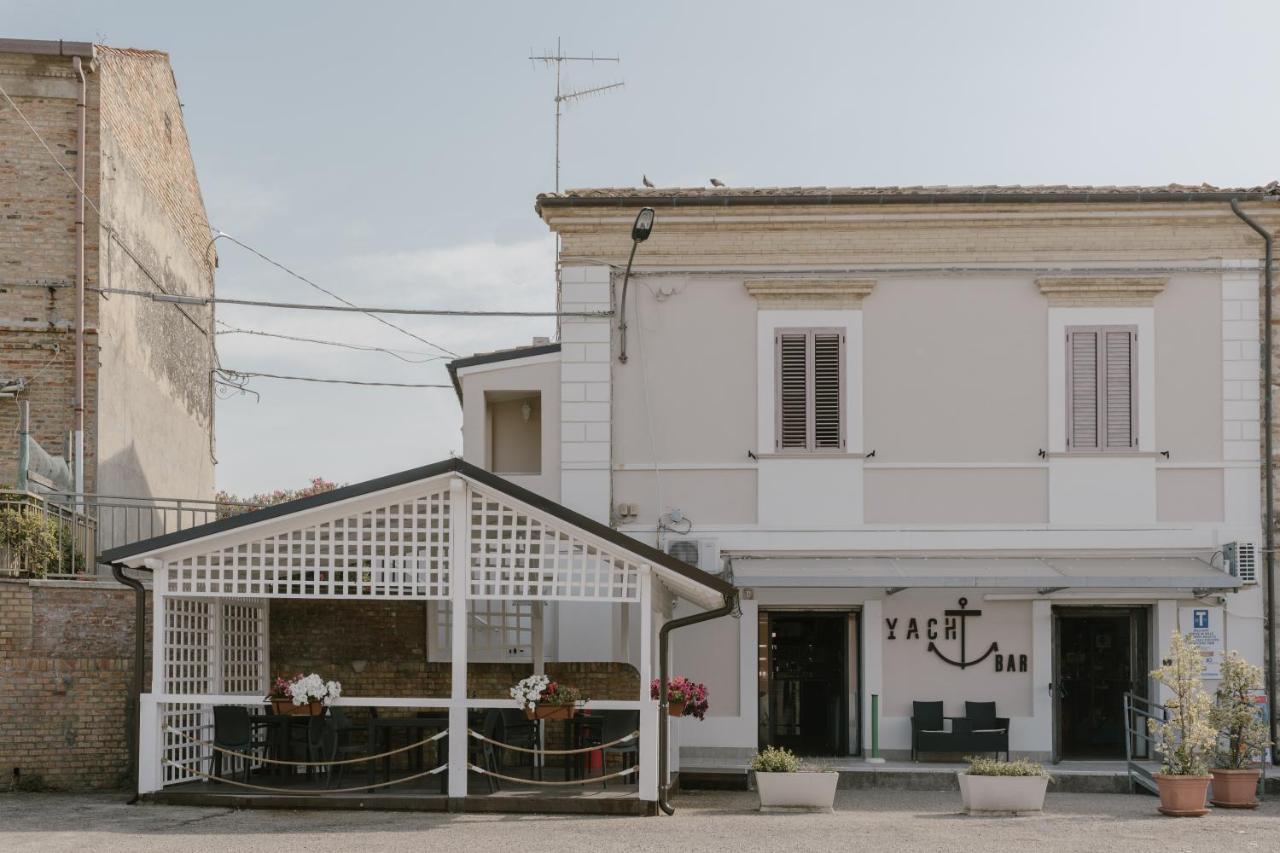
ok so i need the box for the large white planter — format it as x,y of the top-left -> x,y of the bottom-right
755,771 -> 839,811
957,773 -> 1049,815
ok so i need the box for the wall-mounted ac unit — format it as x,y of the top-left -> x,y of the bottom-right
1223,542 -> 1258,585
663,536 -> 722,576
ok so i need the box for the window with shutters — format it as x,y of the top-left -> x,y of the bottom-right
775,328 -> 845,452
1065,325 -> 1137,451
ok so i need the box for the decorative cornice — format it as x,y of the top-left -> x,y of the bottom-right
1036,276 -> 1168,307
744,279 -> 877,309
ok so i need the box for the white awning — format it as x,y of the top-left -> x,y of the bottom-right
731,556 -> 1241,591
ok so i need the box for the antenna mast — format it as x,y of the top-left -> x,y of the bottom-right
530,37 -> 622,192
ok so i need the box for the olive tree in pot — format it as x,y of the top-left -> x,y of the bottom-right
957,756 -> 1051,815
1208,651 -> 1271,809
751,746 -> 838,812
1149,631 -> 1218,817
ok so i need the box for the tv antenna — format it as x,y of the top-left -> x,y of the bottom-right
530,37 -> 622,192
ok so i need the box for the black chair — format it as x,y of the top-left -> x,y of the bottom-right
598,711 -> 640,788
498,708 -> 539,775
211,706 -> 268,783
467,709 -> 502,793
309,709 -> 365,788
910,700 -> 1010,761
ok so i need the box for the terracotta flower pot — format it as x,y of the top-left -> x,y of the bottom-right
270,698 -> 323,716
525,704 -> 576,721
1210,767 -> 1261,809
1154,774 -> 1211,817
668,700 -> 687,717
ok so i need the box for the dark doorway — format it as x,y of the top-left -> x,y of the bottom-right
758,612 -> 849,756
1053,607 -> 1149,760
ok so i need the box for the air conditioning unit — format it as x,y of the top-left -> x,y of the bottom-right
663,536 -> 721,576
1223,542 -> 1258,585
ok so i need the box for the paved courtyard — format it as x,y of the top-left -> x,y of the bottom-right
3,789 -> 1279,852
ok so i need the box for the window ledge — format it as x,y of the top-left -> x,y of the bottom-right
753,451 -> 863,460
1046,451 -> 1159,459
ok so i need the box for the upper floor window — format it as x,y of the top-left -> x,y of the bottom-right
1066,325 -> 1137,451
775,328 -> 844,451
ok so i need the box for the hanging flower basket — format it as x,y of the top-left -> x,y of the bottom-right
271,698 -> 324,716
650,676 -> 709,720
668,699 -> 687,717
510,674 -> 585,721
265,673 -> 342,717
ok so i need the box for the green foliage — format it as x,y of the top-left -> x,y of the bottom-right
1149,631 -> 1217,776
0,505 -> 60,577
751,745 -> 802,773
964,756 -> 1051,778
215,477 -> 341,519
1210,651 -> 1271,769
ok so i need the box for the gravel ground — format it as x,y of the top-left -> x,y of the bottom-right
2,789 -> 1279,853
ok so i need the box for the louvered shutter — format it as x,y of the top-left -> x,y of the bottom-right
1102,328 -> 1136,449
776,332 -> 809,449
1066,326 -> 1137,452
775,329 -> 844,451
1067,329 -> 1099,450
812,332 -> 844,449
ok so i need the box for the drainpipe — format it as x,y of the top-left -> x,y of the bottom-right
112,563 -> 150,801
1230,198 -> 1276,763
71,56 -> 87,503
657,590 -> 737,815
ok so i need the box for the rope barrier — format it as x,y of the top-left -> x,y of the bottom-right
469,764 -> 638,786
163,759 -> 447,795
163,726 -> 447,767
467,728 -> 639,756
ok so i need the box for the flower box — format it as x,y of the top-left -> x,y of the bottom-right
271,699 -> 324,716
755,771 -> 839,811
525,704 -> 577,721
958,773 -> 1049,815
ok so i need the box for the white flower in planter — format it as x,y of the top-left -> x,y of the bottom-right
510,674 -> 550,711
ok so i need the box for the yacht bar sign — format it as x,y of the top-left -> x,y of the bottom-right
1179,605 -> 1225,679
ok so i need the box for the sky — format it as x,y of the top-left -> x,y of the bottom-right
5,0 -> 1280,496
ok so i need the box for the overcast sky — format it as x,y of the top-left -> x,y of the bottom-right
6,1 -> 1280,496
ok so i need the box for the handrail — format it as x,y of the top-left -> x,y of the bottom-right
1124,692 -> 1167,794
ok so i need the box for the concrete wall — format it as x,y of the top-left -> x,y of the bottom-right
459,358 -> 560,500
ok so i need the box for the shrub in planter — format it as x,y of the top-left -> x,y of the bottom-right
0,506 -> 60,577
1149,631 -> 1217,817
750,746 -> 838,811
1208,651 -> 1271,809
958,756 -> 1051,815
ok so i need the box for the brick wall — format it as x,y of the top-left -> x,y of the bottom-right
0,578 -> 149,791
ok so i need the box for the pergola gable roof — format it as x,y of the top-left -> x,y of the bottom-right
100,457 -> 732,605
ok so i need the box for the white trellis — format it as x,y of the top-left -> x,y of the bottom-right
119,465 -> 728,804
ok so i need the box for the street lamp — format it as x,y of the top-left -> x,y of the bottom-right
618,207 -> 655,364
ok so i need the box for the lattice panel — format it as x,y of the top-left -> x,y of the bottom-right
468,489 -> 642,601
162,703 -> 209,785
220,600 -> 267,694
165,490 -> 450,599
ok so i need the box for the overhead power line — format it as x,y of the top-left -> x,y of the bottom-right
214,322 -> 448,364
215,368 -> 453,389
209,231 -> 462,358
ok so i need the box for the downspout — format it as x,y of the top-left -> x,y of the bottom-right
112,563 -> 150,802
1230,198 -> 1276,762
657,590 -> 738,815
71,56 -> 87,502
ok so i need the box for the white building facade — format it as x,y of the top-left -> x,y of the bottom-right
451,185 -> 1280,765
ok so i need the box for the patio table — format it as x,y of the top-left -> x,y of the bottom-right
252,713 -> 314,781
365,713 -> 451,793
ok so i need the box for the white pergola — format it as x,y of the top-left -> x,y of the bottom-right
102,459 -> 732,803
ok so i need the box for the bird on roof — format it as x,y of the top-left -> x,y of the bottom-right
642,174 -> 655,188
709,178 -> 725,187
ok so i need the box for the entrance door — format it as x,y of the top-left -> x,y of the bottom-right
759,612 -> 849,756
1053,607 -> 1150,760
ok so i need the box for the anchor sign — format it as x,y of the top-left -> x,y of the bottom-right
927,597 -> 999,670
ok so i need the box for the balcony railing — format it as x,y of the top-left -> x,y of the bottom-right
0,490 -> 257,579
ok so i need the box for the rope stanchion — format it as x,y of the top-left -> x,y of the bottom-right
469,763 -> 638,787
163,760 -> 447,794
467,728 -> 638,756
164,726 -> 447,767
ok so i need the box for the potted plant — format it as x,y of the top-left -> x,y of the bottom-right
650,677 -> 709,719
750,746 -> 839,811
1149,631 -> 1217,817
266,672 -> 342,716
510,674 -> 585,720
1208,650 -> 1271,809
957,756 -> 1051,815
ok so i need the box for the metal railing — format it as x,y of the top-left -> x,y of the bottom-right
0,490 -> 258,578
1123,691 -> 1167,794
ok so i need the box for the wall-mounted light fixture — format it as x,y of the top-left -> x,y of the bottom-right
618,207 -> 656,364
521,400 -> 533,423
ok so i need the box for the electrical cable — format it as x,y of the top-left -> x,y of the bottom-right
214,322 -> 447,364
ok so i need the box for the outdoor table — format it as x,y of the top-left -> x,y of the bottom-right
365,713 -> 450,793
252,713 -> 313,781
561,714 -> 604,781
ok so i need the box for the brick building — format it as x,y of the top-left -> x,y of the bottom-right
0,39 -> 216,501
